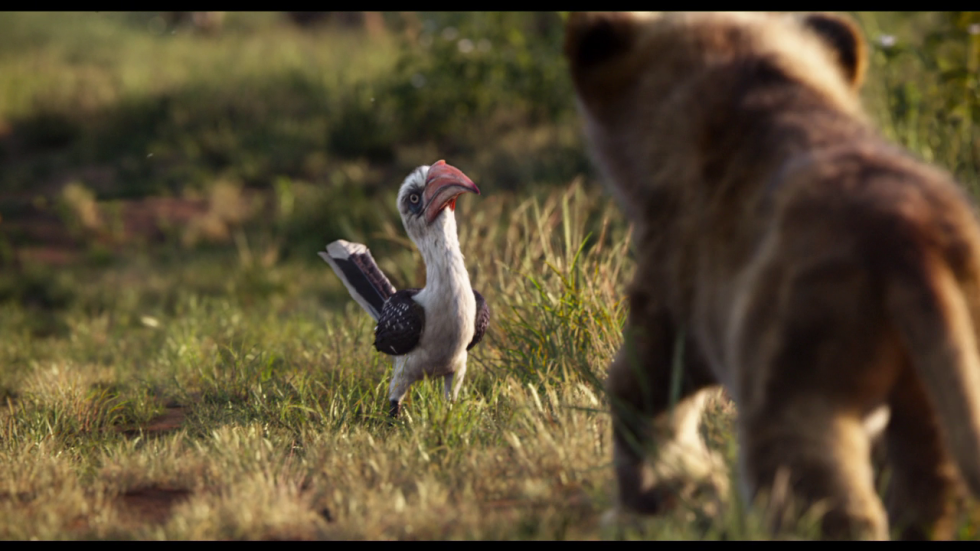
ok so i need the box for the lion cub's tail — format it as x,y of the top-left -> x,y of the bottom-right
886,253 -> 980,496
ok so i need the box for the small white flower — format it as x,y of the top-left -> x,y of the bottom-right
441,26 -> 459,41
878,34 -> 896,48
970,23 -> 980,35
457,38 -> 474,54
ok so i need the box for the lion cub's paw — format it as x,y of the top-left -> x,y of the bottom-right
649,439 -> 731,508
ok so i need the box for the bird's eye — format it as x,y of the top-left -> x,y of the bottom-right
409,193 -> 420,204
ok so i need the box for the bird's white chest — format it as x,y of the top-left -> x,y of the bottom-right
412,289 -> 475,375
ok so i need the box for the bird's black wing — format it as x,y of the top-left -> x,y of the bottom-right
319,240 -> 397,321
467,289 -> 491,351
374,289 -> 425,356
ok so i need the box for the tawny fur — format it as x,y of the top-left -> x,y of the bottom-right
565,11 -> 980,540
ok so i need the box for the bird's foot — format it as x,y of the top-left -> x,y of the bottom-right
388,399 -> 400,423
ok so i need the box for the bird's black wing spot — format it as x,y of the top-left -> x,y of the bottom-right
467,289 -> 490,351
374,289 -> 424,356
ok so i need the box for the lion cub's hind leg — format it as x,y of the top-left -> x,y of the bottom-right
882,367 -> 963,540
740,397 -> 888,540
732,255 -> 896,540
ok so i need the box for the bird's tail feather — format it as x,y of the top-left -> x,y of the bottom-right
319,239 -> 397,321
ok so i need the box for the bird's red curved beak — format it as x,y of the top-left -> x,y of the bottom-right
423,160 -> 480,225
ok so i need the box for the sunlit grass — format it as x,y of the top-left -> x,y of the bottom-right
0,187 -> 646,540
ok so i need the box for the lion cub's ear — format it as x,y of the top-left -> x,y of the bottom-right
564,12 -> 658,73
798,12 -> 868,90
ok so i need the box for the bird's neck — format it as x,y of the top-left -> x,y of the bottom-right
417,215 -> 471,299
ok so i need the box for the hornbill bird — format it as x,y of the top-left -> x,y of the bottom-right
319,160 -> 491,419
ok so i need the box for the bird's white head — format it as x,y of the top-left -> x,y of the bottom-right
396,160 -> 480,248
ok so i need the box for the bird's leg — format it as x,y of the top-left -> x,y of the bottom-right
443,373 -> 455,402
388,357 -> 412,421
446,362 -> 467,403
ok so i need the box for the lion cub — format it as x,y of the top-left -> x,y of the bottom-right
565,12 -> 980,540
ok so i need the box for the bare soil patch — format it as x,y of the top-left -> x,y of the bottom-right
117,405 -> 188,438
116,486 -> 193,526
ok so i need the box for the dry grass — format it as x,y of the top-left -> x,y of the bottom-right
0,187 -> 651,540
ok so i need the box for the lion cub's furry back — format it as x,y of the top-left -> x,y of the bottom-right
565,12 -> 980,540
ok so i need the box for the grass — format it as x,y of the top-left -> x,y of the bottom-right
0,11 -> 979,540
0,187 -> 643,540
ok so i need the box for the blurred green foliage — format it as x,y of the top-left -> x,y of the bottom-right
856,12 -> 980,192
381,13 -> 571,144
0,12 -> 584,201
0,12 -> 591,266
